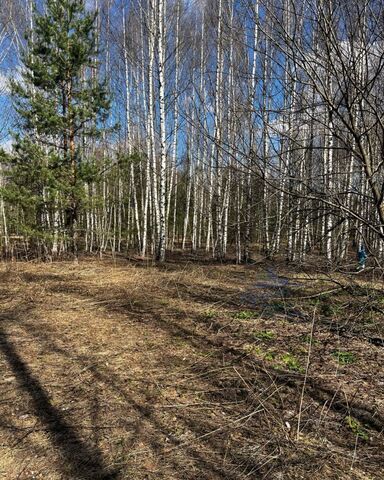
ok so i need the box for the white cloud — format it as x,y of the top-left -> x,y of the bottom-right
0,139 -> 14,153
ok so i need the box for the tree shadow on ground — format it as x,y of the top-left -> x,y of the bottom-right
0,321 -> 120,480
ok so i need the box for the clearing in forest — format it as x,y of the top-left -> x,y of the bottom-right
0,257 -> 383,479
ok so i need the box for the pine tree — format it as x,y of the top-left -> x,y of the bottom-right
1,0 -> 110,258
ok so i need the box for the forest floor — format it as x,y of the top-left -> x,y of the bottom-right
0,254 -> 383,480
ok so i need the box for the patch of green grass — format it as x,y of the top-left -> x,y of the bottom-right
264,351 -> 276,361
242,344 -> 262,356
202,310 -> 217,319
300,334 -> 319,345
254,330 -> 275,340
345,416 -> 369,440
242,344 -> 277,360
281,353 -> 303,372
332,350 -> 356,365
233,310 -> 256,320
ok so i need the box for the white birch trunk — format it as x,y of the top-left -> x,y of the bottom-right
156,0 -> 167,261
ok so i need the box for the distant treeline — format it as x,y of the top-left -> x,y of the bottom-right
0,0 -> 383,262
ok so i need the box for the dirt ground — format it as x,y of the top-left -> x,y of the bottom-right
0,255 -> 383,479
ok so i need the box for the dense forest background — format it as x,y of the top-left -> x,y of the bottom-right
0,0 -> 384,263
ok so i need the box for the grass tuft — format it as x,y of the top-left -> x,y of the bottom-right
254,330 -> 275,340
332,351 -> 356,365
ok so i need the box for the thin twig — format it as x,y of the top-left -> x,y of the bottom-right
297,302 -> 317,440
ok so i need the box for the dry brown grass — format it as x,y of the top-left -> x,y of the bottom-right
0,257 -> 383,479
